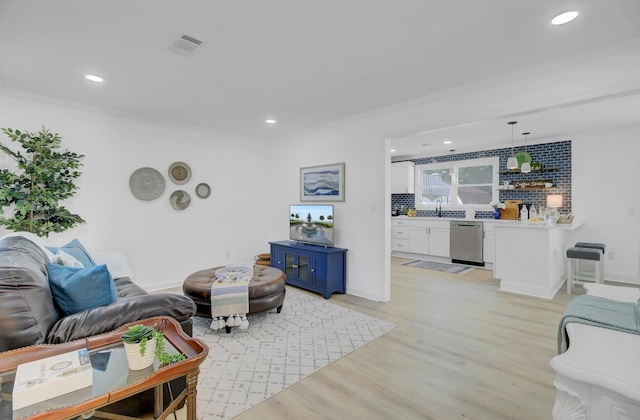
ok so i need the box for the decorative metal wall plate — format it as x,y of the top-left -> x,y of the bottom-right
195,183 -> 211,199
170,190 -> 191,210
129,167 -> 165,201
168,162 -> 192,185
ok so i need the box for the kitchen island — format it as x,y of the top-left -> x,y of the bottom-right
493,220 -> 581,299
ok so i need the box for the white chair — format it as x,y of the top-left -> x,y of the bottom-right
551,284 -> 640,419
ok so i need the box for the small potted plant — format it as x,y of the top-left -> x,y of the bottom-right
121,324 -> 186,370
121,324 -> 160,370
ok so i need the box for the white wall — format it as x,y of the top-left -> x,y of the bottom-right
0,92 -> 270,291
266,122 -> 389,301
569,126 -> 640,283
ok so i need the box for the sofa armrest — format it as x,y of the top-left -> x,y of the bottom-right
46,293 -> 196,344
583,284 -> 640,303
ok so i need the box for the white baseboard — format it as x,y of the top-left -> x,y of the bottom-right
144,280 -> 183,293
346,286 -> 387,302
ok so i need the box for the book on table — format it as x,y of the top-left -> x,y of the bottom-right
12,347 -> 93,410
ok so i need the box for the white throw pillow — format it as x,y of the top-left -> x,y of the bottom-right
91,250 -> 135,280
52,250 -> 85,268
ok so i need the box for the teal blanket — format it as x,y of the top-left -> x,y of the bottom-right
557,295 -> 639,353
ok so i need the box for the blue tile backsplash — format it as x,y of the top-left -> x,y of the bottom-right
392,140 -> 572,219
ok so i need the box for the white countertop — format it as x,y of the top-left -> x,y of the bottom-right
391,215 -> 581,230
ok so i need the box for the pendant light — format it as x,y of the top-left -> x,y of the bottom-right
521,132 -> 532,173
506,121 -> 518,170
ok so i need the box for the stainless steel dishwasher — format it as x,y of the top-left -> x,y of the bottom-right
450,221 -> 484,266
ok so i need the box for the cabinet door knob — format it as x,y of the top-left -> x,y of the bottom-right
292,264 -> 298,268
311,268 -> 315,272
277,261 -> 282,264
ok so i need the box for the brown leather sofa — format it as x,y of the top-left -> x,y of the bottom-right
0,236 -> 197,416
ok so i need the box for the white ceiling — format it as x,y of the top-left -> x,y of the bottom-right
390,89 -> 640,158
1,1 -> 640,145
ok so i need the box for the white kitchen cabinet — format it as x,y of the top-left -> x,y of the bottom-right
391,219 -> 410,252
391,239 -> 409,252
428,227 -> 450,258
391,238 -> 410,252
391,219 -> 410,227
392,218 -> 450,258
391,226 -> 410,239
391,161 -> 415,194
482,222 -> 496,264
409,227 -> 429,254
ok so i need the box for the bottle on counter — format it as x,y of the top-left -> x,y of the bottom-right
520,205 -> 528,221
529,205 -> 537,220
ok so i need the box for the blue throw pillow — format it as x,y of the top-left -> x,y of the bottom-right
46,238 -> 96,268
47,263 -> 118,316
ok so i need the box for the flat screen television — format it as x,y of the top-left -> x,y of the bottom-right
289,204 -> 334,247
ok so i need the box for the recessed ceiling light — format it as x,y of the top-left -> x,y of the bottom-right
390,149 -> 396,152
443,141 -> 452,144
551,11 -> 579,25
421,143 -> 432,147
265,119 -> 277,124
85,74 -> 104,83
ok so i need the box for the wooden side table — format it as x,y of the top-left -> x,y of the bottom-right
0,317 -> 208,420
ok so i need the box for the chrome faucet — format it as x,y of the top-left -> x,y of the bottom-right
435,199 -> 442,217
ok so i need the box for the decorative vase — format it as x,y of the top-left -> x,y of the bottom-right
493,210 -> 501,219
123,337 -> 157,370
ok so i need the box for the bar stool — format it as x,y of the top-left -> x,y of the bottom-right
575,242 -> 606,286
566,247 -> 604,294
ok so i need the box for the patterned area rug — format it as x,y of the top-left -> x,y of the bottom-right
402,259 -> 474,274
191,288 -> 396,419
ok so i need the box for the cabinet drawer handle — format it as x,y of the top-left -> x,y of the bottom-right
292,264 -> 298,268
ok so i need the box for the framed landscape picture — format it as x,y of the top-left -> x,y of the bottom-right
300,163 -> 345,202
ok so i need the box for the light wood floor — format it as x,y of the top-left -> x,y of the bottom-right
233,257 -> 577,420
152,258 -> 579,420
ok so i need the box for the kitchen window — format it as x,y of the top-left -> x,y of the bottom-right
414,157 -> 499,209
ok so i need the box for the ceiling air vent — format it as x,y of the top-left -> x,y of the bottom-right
171,34 -> 203,54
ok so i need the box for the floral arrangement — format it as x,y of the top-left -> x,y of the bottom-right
490,201 -> 506,210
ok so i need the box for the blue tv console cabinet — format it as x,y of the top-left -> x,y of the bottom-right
269,241 -> 347,299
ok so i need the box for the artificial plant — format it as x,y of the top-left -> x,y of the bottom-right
121,324 -> 159,356
0,126 -> 85,237
121,324 -> 185,366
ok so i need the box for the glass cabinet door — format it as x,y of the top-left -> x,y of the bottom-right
285,252 -> 295,277
297,254 -> 309,281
